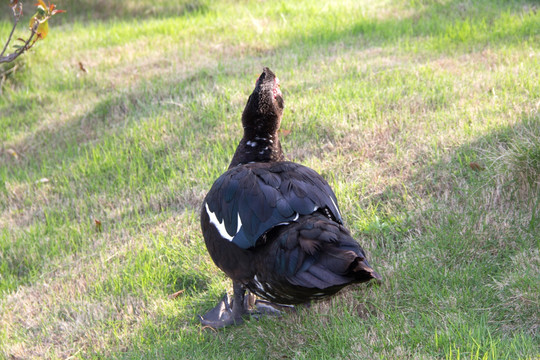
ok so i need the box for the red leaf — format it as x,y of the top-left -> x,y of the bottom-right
35,0 -> 47,9
94,219 -> 102,232
168,289 -> 185,299
469,162 -> 485,171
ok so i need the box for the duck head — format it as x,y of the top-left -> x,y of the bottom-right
241,67 -> 284,137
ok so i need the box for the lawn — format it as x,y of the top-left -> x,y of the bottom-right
0,0 -> 539,358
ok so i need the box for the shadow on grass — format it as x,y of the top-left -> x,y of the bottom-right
0,71 -> 230,293
2,67 -> 220,177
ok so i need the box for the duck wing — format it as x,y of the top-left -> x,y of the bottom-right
202,161 -> 343,250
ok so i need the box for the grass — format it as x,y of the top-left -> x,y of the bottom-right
1,0 -> 539,358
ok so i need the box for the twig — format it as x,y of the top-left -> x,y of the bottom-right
0,13 -> 20,58
0,23 -> 39,64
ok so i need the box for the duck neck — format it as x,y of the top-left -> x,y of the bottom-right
229,130 -> 284,168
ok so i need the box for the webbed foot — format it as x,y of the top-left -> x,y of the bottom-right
199,281 -> 247,329
199,283 -> 297,328
199,293 -> 243,329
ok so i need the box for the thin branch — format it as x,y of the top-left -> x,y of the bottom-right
0,14 -> 20,58
0,23 -> 39,64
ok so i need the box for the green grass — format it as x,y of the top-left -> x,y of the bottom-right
1,0 -> 539,358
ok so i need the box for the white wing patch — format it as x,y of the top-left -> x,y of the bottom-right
205,203 -> 238,242
236,212 -> 242,233
329,196 -> 341,218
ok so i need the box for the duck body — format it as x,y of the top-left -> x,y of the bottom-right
199,68 -> 380,328
202,161 -> 377,304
